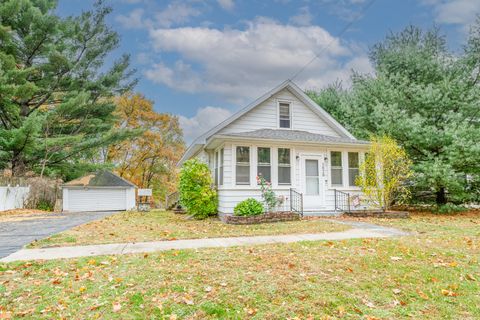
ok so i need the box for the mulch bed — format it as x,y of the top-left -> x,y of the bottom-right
220,211 -> 300,225
343,210 -> 410,219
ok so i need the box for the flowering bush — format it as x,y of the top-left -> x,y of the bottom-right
256,175 -> 278,212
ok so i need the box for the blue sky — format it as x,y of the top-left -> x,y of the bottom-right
57,0 -> 480,142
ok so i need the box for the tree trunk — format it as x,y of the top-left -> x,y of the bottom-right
436,187 -> 447,205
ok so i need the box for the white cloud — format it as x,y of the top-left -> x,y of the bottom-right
289,6 -> 313,26
217,0 -> 235,11
179,106 -> 232,143
423,0 -> 480,30
116,8 -> 145,29
155,2 -> 201,28
146,18 -> 373,103
116,1 -> 201,30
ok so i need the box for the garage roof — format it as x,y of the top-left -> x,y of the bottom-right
63,171 -> 136,188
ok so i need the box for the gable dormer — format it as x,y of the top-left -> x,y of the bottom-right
217,87 -> 341,137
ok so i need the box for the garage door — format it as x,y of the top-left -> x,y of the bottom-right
68,188 -> 127,212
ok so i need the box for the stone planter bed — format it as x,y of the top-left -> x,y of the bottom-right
220,211 -> 300,225
343,210 -> 410,219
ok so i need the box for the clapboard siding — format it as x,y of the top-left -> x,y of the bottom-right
218,88 -> 340,137
216,143 -> 369,214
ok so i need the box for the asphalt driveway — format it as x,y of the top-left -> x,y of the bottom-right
0,211 -> 118,259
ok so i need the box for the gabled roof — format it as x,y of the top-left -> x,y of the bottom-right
219,129 -> 368,145
63,171 -> 136,188
179,80 -> 357,164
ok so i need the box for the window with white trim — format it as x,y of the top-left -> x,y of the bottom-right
214,151 -> 219,186
278,148 -> 291,184
330,151 -> 343,186
236,146 -> 250,185
348,152 -> 359,187
257,147 -> 271,182
279,102 -> 291,128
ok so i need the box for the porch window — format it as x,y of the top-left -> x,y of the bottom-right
214,151 -> 219,186
279,102 -> 291,128
236,146 -> 250,185
330,151 -> 343,186
278,148 -> 291,184
257,147 -> 271,182
348,152 -> 359,187
219,148 -> 224,185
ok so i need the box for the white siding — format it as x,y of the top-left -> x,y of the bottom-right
217,142 -> 369,214
218,88 -> 341,137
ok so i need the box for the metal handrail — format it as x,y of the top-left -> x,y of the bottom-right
290,188 -> 303,216
334,189 -> 350,213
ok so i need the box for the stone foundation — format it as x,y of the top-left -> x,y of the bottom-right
343,210 -> 410,219
220,211 -> 300,225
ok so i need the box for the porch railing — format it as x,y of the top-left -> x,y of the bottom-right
290,188 -> 303,216
334,189 -> 350,213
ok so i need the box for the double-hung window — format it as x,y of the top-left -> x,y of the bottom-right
278,148 -> 291,184
279,102 -> 291,128
236,146 -> 250,185
330,151 -> 343,186
214,151 -> 219,186
214,149 -> 224,186
257,147 -> 271,182
348,152 -> 359,187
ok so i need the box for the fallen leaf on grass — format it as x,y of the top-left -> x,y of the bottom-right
441,289 -> 458,297
362,299 -> 376,308
466,274 -> 476,281
417,289 -> 429,300
390,256 -> 402,261
204,286 -> 212,292
112,302 -> 122,312
392,288 -> 401,294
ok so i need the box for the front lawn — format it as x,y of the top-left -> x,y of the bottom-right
1,214 -> 479,319
28,210 -> 348,248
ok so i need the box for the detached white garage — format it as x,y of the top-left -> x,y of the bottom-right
62,171 -> 136,212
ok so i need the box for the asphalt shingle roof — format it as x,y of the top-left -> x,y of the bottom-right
221,129 -> 369,145
64,171 -> 136,187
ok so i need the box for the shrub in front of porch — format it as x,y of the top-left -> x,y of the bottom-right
233,198 -> 264,216
179,159 -> 218,219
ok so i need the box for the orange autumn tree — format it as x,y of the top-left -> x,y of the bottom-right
108,93 -> 185,203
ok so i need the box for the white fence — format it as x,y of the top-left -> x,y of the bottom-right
0,186 -> 30,211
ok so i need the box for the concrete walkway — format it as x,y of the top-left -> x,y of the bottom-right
0,221 -> 409,262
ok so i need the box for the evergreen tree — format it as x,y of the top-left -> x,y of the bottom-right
308,25 -> 480,204
0,0 -> 136,178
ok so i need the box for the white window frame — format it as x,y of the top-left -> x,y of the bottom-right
327,149 -> 365,190
277,147 -> 292,185
257,147 -> 271,183
347,151 -> 360,187
329,150 -> 343,188
234,145 -> 251,186
277,100 -> 293,129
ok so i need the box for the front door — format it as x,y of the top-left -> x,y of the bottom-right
301,156 -> 326,210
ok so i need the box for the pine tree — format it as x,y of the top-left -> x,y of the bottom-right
0,0 -> 137,178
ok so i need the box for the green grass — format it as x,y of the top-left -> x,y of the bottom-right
28,210 -> 348,248
1,214 -> 479,319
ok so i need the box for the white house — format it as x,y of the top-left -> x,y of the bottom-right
62,171 -> 137,212
179,80 -> 369,214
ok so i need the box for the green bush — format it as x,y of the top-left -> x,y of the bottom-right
36,199 -> 54,211
234,198 -> 264,216
179,159 -> 218,219
434,203 -> 467,214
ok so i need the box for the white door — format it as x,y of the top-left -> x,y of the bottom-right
67,188 -> 127,212
301,156 -> 326,210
